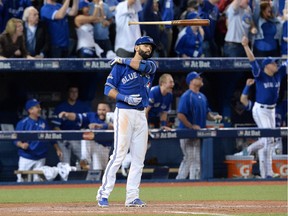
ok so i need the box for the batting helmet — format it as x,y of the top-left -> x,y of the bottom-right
135,36 -> 156,50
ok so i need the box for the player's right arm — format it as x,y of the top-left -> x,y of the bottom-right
240,79 -> 254,109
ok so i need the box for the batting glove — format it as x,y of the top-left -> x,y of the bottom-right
124,94 -> 142,106
110,57 -> 131,66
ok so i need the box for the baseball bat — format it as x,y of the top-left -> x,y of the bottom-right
128,19 -> 210,26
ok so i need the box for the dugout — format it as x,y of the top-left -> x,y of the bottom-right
0,58 -> 286,181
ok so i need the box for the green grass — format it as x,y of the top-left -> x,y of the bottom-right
0,184 -> 286,203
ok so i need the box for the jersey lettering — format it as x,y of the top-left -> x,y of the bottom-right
121,72 -> 138,84
263,82 -> 279,88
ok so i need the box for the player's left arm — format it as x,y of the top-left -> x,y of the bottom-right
53,143 -> 63,158
110,57 -> 157,75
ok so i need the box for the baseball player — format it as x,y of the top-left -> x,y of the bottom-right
96,36 -> 157,208
121,73 -> 174,177
234,78 -> 285,178
15,99 -> 62,182
146,73 -> 174,129
242,36 -> 287,178
58,102 -> 113,171
176,72 -> 222,180
51,86 -> 90,168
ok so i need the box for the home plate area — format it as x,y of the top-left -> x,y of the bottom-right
0,200 -> 286,216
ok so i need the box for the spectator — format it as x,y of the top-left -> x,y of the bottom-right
252,0 -> 281,57
198,0 -> 220,57
15,99 -> 62,182
178,0 -> 199,32
281,5 -> 288,57
74,0 -> 104,58
223,0 -> 257,57
215,0 -> 233,56
114,0 -> 142,57
141,0 -> 167,57
176,72 -> 222,180
51,85 -> 90,168
1,0 -> 32,33
159,0 -> 174,56
40,0 -> 79,58
174,12 -> 204,58
146,73 -> 174,129
58,102 -> 113,171
89,0 -> 116,58
0,18 -> 33,58
22,6 -> 50,58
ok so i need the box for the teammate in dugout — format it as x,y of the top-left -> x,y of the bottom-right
234,78 -> 285,178
96,36 -> 157,208
15,99 -> 62,182
58,102 -> 113,171
176,72 -> 222,180
146,73 -> 174,129
241,36 -> 287,178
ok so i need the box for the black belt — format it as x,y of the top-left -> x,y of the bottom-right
133,107 -> 145,111
260,105 -> 275,109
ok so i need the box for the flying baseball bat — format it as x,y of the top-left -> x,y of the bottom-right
128,19 -> 210,26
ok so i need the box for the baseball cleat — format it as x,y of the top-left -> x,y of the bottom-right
98,198 -> 109,207
267,173 -> 280,179
125,198 -> 146,207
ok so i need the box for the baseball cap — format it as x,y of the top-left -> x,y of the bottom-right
135,36 -> 156,50
25,99 -> 40,111
78,0 -> 89,10
186,12 -> 199,20
186,71 -> 201,85
261,57 -> 277,68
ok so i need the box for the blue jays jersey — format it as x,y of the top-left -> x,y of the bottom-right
148,85 -> 173,118
105,62 -> 156,109
175,26 -> 203,57
52,101 -> 90,130
15,117 -> 53,160
250,60 -> 287,105
177,90 -> 210,128
75,112 -> 111,146
40,3 -> 70,47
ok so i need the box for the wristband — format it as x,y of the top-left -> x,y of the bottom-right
161,121 -> 167,127
242,85 -> 250,95
124,58 -> 131,66
116,93 -> 126,102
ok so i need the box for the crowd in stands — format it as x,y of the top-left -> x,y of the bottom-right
0,0 -> 287,59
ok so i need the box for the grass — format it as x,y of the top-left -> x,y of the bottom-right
0,183 -> 286,203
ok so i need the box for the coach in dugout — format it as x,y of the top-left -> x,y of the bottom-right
14,99 -> 62,182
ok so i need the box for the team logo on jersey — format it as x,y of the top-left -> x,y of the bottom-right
107,73 -> 113,80
122,72 -> 138,84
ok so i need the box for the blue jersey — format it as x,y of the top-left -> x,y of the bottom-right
250,60 -> 287,105
15,117 -> 53,160
75,112 -> 111,146
1,0 -> 31,32
105,62 -> 156,109
52,101 -> 90,130
175,26 -> 203,57
198,0 -> 219,40
40,3 -> 70,47
148,85 -> 173,118
177,89 -> 210,128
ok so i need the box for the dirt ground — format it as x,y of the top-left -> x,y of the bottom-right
0,181 -> 287,216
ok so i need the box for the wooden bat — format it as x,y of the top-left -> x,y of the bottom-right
128,19 -> 210,26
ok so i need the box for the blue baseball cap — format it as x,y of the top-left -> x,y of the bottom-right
135,36 -> 156,50
186,71 -> 201,85
186,12 -> 198,20
261,57 -> 277,68
25,99 -> 40,111
78,0 -> 89,10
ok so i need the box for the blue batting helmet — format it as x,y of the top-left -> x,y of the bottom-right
135,36 -> 156,50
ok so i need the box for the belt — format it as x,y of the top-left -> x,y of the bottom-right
260,105 -> 275,109
133,107 -> 145,111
